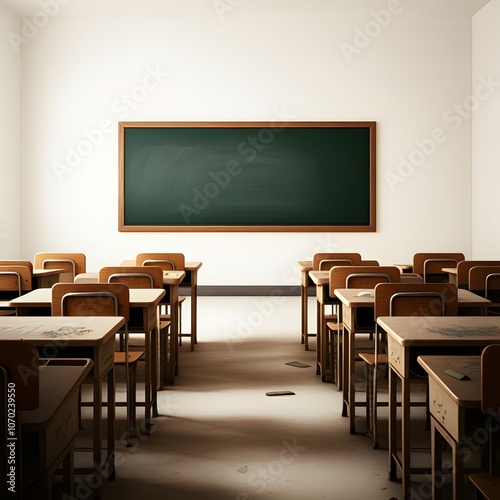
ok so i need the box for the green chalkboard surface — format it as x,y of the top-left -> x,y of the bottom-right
118,122 -> 376,232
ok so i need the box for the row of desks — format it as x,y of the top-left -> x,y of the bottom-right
1,265 -> 198,498
380,316 -> 499,500
299,260 -> 496,499
0,316 -> 123,499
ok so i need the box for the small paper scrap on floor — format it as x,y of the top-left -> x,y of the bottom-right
266,391 -> 296,396
285,361 -> 311,368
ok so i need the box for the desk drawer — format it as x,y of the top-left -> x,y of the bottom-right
23,390 -> 79,473
429,381 -> 461,441
93,339 -> 114,378
388,337 -> 406,378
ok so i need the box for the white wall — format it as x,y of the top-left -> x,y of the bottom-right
0,3 -> 20,257
19,0 -> 475,285
472,0 -> 500,258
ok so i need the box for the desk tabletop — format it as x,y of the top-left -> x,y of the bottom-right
377,316 -> 500,346
297,260 -> 313,272
0,316 -> 125,345
333,287 -> 488,308
9,287 -> 166,308
21,359 -> 93,428
74,271 -> 185,285
417,355 -> 481,409
32,268 -> 65,277
120,259 -> 202,271
309,270 -> 424,286
334,288 -> 375,306
442,267 -> 457,275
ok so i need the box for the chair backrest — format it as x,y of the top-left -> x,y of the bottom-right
136,253 -> 185,271
51,282 -> 129,322
373,283 -> 458,318
412,252 -> 465,283
0,260 -> 33,272
98,266 -> 164,289
481,344 -> 500,475
468,266 -> 500,303
481,344 -> 500,414
0,265 -> 32,298
0,340 -> 39,410
456,260 -> 500,289
34,252 -> 86,282
329,266 -> 401,297
312,252 -> 362,271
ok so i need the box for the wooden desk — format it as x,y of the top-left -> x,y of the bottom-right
74,271 -> 184,388
20,358 -> 93,499
443,267 -> 458,286
0,316 -> 124,495
308,271 -> 425,384
121,259 -> 202,350
334,288 -> 491,438
333,288 -> 378,434
417,355 -> 483,500
32,268 -> 65,289
297,260 -> 315,350
8,287 -> 166,429
394,264 -> 413,274
377,316 -> 500,500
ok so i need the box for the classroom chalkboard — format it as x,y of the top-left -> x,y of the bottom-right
118,122 -> 376,232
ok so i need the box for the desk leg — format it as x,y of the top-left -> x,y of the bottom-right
402,375 -> 411,499
301,278 -> 307,348
389,366 -> 398,482
93,378 -> 103,491
191,280 -> 197,349
144,329 -> 152,433
151,325 -> 158,418
342,326 -> 349,418
431,417 -> 443,500
107,367 -> 115,481
348,328 -> 356,434
315,298 -> 322,375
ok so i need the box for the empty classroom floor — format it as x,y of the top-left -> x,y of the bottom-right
71,297 -> 479,500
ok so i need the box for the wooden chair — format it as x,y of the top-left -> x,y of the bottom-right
325,265 -> 401,387
0,260 -> 33,272
468,265 -> 500,316
51,282 -> 141,444
34,252 -> 86,283
412,252 -> 465,283
0,264 -> 33,315
359,282 -> 458,449
136,253 -> 190,349
468,344 -> 500,499
98,266 -> 174,387
312,252 -> 362,270
455,260 -> 500,289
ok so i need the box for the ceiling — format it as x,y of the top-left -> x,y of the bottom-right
0,0 -> 492,18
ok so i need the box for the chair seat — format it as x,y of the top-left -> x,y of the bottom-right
114,351 -> 144,365
469,473 -> 500,499
358,353 -> 388,366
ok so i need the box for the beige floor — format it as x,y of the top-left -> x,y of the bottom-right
70,298 -> 479,500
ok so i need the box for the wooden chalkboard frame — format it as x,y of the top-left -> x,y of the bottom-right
118,121 -> 376,232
